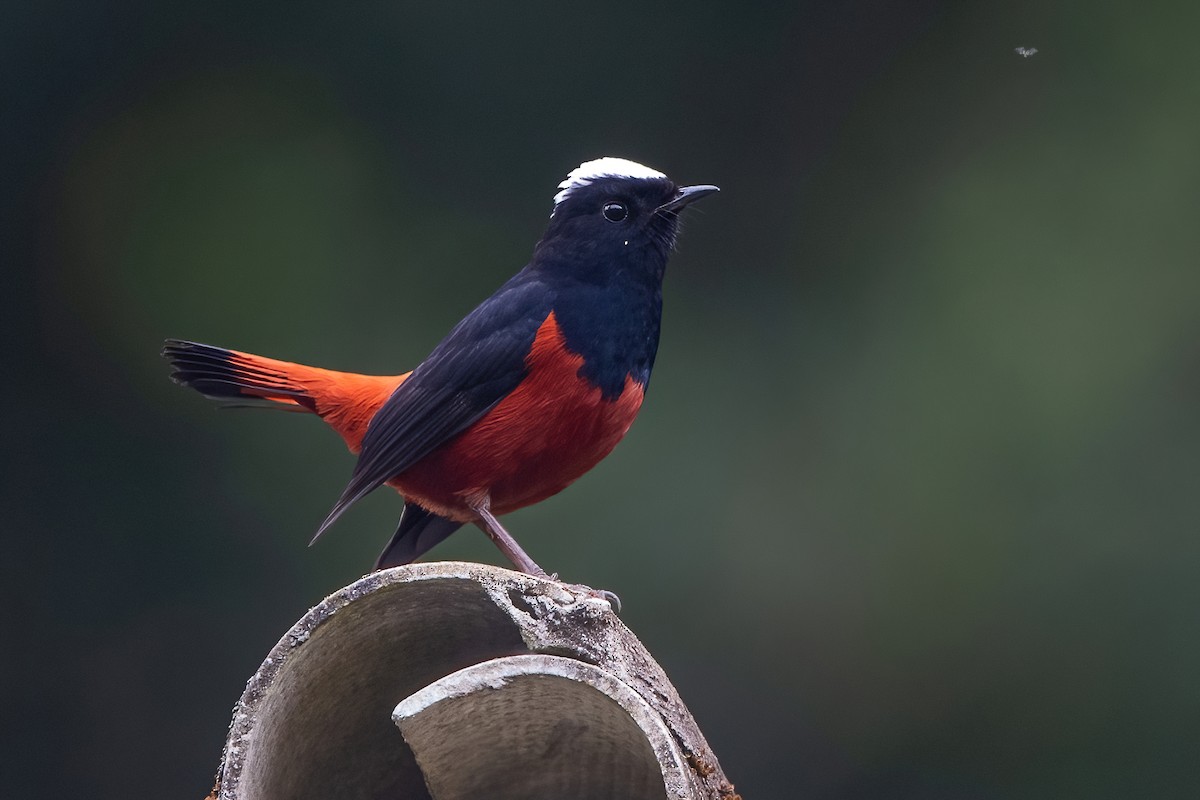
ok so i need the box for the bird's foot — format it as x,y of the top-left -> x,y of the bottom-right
540,572 -> 621,612
561,581 -> 622,613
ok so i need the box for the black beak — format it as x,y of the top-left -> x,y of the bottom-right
658,184 -> 720,213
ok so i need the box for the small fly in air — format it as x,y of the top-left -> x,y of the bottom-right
1015,46 -> 1038,58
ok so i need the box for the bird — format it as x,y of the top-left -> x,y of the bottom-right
163,157 -> 718,580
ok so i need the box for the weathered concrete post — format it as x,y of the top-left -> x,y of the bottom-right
207,562 -> 739,800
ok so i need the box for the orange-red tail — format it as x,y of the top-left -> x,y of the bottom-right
162,339 -> 407,453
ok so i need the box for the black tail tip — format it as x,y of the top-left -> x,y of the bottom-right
161,339 -> 241,395
161,338 -> 218,364
162,339 -> 193,384
162,338 -> 199,354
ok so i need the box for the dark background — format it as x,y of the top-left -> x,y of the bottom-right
4,2 -> 1199,797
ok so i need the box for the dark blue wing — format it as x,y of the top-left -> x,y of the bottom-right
312,272 -> 554,542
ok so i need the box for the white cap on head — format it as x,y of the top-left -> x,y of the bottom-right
553,157 -> 668,209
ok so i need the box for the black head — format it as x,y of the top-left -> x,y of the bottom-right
533,157 -> 718,284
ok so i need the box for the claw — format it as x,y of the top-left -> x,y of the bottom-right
559,582 -> 622,613
596,589 -> 622,613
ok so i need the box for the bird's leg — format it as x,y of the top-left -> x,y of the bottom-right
468,496 -> 622,612
469,496 -> 549,578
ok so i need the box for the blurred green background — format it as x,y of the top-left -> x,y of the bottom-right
4,1 -> 1199,797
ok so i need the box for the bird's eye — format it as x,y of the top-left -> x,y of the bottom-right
602,201 -> 628,223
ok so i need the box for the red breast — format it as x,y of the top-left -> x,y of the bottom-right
387,312 -> 645,520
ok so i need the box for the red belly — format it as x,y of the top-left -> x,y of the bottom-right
388,313 -> 645,520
